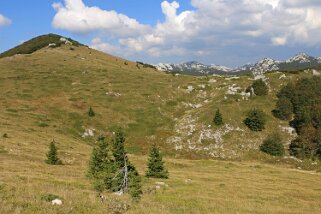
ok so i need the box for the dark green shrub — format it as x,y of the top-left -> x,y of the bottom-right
289,138 -> 313,159
213,109 -> 223,126
272,97 -> 293,120
260,133 -> 285,156
244,109 -> 266,131
38,122 -> 49,127
251,79 -> 268,96
274,77 -> 321,159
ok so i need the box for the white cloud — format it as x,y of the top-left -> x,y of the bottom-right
0,14 -> 11,26
53,0 -> 321,65
272,36 -> 287,46
52,0 -> 150,36
91,38 -> 123,55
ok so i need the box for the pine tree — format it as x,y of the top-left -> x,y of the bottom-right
146,144 -> 168,179
87,128 -> 142,199
213,109 -> 223,126
88,138 -> 110,178
111,128 -> 143,199
46,140 -> 62,165
88,138 -> 114,192
88,106 -> 95,117
112,128 -> 126,168
128,164 -> 143,200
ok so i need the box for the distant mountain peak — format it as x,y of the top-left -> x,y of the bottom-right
156,52 -> 321,76
286,52 -> 312,63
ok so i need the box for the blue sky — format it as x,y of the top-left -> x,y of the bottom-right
0,0 -> 321,67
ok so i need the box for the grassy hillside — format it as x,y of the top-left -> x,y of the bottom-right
1,37 -> 321,213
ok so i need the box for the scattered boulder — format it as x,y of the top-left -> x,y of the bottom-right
279,74 -> 287,79
185,179 -> 192,184
106,91 -> 122,97
198,84 -> 206,89
155,181 -> 168,189
186,85 -> 194,93
60,37 -> 72,45
225,76 -> 240,80
82,128 -> 95,138
51,199 -> 63,205
48,43 -> 56,48
240,92 -> 251,99
155,181 -> 166,186
113,191 -> 124,196
226,84 -> 241,95
208,79 -> 217,84
279,126 -> 296,135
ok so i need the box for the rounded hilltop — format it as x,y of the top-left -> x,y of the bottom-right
0,33 -> 85,58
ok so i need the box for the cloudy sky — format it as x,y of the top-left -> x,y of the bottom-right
0,0 -> 321,67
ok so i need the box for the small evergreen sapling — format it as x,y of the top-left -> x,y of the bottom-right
146,144 -> 168,179
46,140 -> 62,165
213,109 -> 223,126
88,107 -> 95,117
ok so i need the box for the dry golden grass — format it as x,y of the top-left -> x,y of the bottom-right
1,45 -> 321,213
1,135 -> 321,214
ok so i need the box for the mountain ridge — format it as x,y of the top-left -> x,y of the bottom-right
156,53 -> 321,76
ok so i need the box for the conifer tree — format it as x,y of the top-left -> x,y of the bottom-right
88,106 -> 95,117
46,140 -> 62,165
128,164 -> 143,200
111,128 -> 142,198
88,138 -> 110,178
88,128 -> 142,199
88,138 -> 114,192
112,128 -> 126,167
146,144 -> 168,179
213,109 -> 223,126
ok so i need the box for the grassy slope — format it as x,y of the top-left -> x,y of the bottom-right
2,153 -> 321,214
1,44 -> 321,213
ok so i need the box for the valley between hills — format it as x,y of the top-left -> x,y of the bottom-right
1,34 -> 321,214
